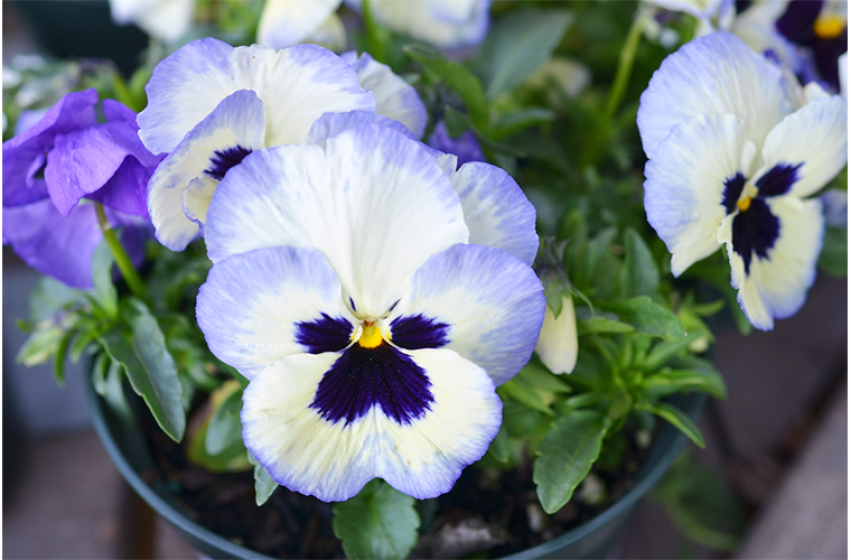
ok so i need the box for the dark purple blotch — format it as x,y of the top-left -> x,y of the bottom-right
732,198 -> 781,275
296,313 -> 352,354
722,172 -> 747,215
390,314 -> 450,350
205,145 -> 252,180
310,343 -> 434,425
755,162 -> 802,198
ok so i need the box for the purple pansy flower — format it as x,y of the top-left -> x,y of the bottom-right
2,89 -> 160,288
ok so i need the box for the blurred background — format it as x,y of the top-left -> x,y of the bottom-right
2,1 -> 847,558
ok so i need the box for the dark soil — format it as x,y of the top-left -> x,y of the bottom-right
143,408 -> 650,559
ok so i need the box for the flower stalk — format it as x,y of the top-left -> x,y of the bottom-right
603,7 -> 652,125
94,202 -> 149,303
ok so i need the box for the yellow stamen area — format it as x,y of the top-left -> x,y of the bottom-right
358,324 -> 383,348
815,15 -> 845,39
737,196 -> 752,213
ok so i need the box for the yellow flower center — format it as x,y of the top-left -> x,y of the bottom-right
358,320 -> 384,348
737,196 -> 752,212
815,15 -> 845,39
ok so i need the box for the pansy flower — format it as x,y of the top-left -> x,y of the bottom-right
346,0 -> 491,49
196,121 -> 543,501
638,32 -> 847,330
2,89 -> 157,287
645,0 -> 802,73
341,51 -> 428,140
141,38 -> 426,252
109,0 -> 195,44
776,0 -> 847,92
257,0 -> 346,51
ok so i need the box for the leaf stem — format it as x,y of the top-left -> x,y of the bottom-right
602,7 -> 652,125
94,202 -> 148,303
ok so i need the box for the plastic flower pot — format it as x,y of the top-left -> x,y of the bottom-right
85,369 -> 705,560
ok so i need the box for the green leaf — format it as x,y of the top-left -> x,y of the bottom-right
684,257 -> 753,335
91,352 -> 109,397
205,386 -> 244,456
91,239 -> 118,318
474,9 -> 573,99
599,297 -> 686,341
104,359 -> 133,426
17,323 -> 67,366
637,401 -> 705,448
333,479 -> 420,560
247,451 -> 278,506
619,227 -> 660,299
818,226 -> 847,277
534,410 -> 608,513
70,327 -> 99,364
498,377 -> 553,416
643,366 -> 727,400
489,107 -> 555,140
575,308 -> 635,336
502,399 -> 547,438
52,329 -> 74,385
517,362 -> 572,393
403,44 -> 489,131
28,277 -> 86,324
99,299 -> 185,441
642,332 -> 702,371
486,424 -> 510,463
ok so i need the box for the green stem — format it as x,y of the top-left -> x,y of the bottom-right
602,7 -> 652,125
94,202 -> 148,302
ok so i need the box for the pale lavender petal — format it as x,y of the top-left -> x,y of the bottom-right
342,51 -> 428,138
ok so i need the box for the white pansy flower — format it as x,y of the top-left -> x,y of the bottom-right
108,0 -> 194,43
638,33 -> 847,330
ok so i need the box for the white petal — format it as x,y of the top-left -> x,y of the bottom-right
109,0 -> 194,43
395,243 -> 545,386
306,110 -> 413,148
342,52 -> 428,139
257,0 -> 342,49
364,0 -> 490,48
146,90 -> 266,251
730,18 -> 801,75
305,13 -> 347,51
205,124 -> 469,317
444,161 -> 538,266
139,39 -> 373,155
182,176 -> 216,226
638,32 -> 792,159
196,246 -> 353,379
535,295 -> 578,374
719,197 -> 824,331
839,52 -> 847,98
242,347 -> 501,502
644,113 -> 747,276
756,95 -> 848,199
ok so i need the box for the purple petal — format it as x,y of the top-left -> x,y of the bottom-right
3,89 -> 99,207
45,120 -> 161,217
3,200 -> 148,288
427,120 -> 485,167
